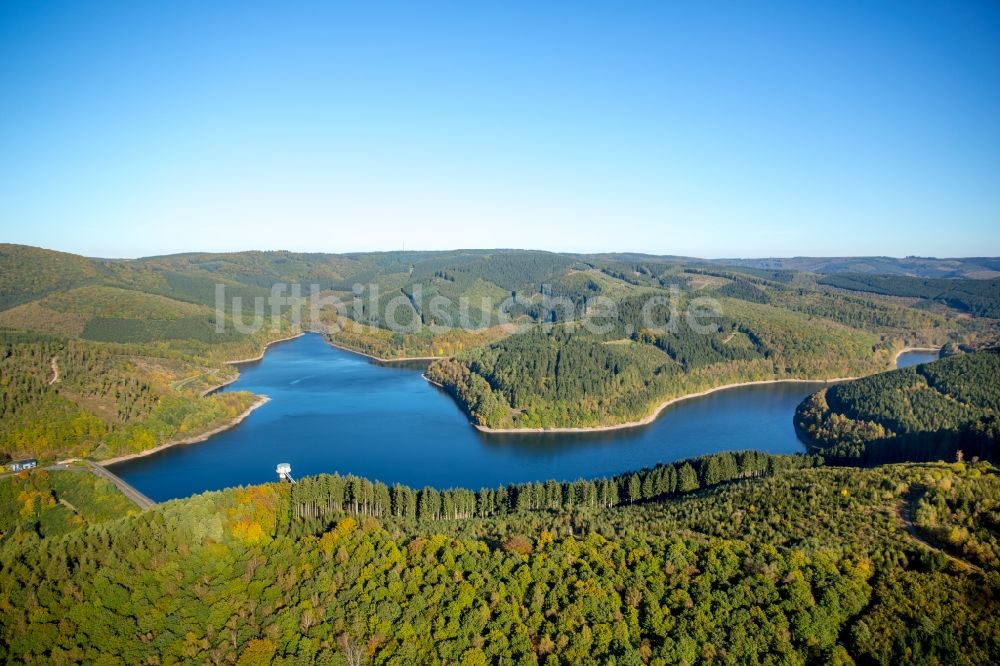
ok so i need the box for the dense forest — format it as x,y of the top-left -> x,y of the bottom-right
286,450 -> 814,532
1,454 -> 997,663
0,329 -> 262,461
818,274 -> 1000,318
0,466 -> 139,543
414,255 -> 988,430
795,350 -> 1000,463
427,297 -> 898,429
0,242 -> 994,449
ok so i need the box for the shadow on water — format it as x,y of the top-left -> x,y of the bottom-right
895,349 -> 940,369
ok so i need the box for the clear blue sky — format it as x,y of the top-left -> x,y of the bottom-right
1,1 -> 998,258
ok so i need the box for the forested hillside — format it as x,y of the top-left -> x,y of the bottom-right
0,330 -> 266,461
286,450 -> 813,530
1,243 -> 994,453
796,351 -> 1000,463
0,246 -> 308,462
0,467 -> 138,543
2,454 -> 997,664
817,274 -> 1000,317
421,257 -> 994,429
716,255 -> 1000,278
427,296 -> 897,429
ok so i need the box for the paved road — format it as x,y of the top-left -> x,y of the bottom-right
4,461 -> 156,510
82,461 -> 156,510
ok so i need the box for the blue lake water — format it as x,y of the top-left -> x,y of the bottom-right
895,349 -> 940,368
111,333 -> 937,501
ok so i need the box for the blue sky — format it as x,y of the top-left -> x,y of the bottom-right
1,1 -> 998,258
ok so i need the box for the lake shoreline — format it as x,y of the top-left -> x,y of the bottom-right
200,332 -> 306,396
893,346 -> 940,364
108,332 -> 911,499
465,376 -> 862,435
99,395 -> 271,467
323,336 -> 449,363
103,341 -> 940,468
102,331 -> 436,468
455,347 -> 943,435
103,334 -> 305,465
226,332 -> 306,365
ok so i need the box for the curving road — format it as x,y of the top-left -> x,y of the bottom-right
897,485 -> 981,574
48,355 -> 60,385
4,461 -> 156,510
83,461 -> 155,509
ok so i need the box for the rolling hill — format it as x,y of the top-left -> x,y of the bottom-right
1,244 -> 996,458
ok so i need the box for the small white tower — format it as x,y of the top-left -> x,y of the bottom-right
276,463 -> 295,483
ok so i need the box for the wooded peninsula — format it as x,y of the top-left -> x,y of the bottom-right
4,245 -> 997,464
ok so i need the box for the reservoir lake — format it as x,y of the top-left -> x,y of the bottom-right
111,333 -> 939,501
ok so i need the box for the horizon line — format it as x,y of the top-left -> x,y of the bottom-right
5,242 -> 999,264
